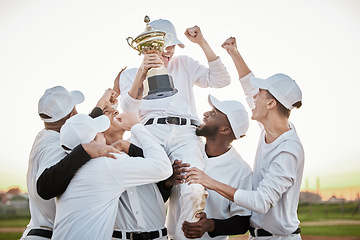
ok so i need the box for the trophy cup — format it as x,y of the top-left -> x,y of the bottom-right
126,16 -> 178,100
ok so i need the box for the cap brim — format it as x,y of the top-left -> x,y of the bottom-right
70,90 -> 85,105
208,94 -> 223,112
250,77 -> 269,90
166,38 -> 185,48
93,115 -> 111,133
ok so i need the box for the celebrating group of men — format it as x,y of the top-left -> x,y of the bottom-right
22,18 -> 304,240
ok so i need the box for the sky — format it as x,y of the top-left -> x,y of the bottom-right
1,0 -> 360,192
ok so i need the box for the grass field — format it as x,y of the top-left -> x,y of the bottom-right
0,232 -> 21,240
300,225 -> 360,236
1,202 -> 360,239
298,202 -> 360,222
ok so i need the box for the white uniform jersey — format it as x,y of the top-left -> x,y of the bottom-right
119,55 -> 231,240
234,72 -> 304,239
22,129 -> 67,239
120,55 -> 231,122
201,146 -> 252,240
114,184 -> 167,239
115,133 -> 167,239
114,135 -> 167,239
52,124 -> 172,240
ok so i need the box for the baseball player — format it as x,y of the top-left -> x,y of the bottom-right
22,87 -> 120,239
52,112 -> 172,240
181,94 -> 252,240
32,103 -> 188,240
118,19 -> 231,240
186,37 -> 304,240
102,105 -> 189,240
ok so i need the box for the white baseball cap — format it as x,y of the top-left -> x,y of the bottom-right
208,94 -> 249,139
60,114 -> 110,152
38,86 -> 84,123
250,74 -> 302,110
150,19 -> 185,48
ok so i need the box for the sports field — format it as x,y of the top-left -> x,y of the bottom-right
1,202 -> 360,240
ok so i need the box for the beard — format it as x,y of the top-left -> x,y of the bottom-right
195,125 -> 219,138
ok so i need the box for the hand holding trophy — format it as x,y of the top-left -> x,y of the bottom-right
126,16 -> 178,100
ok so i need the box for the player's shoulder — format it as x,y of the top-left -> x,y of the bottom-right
228,148 -> 252,174
277,128 -> 304,157
33,129 -> 60,150
119,68 -> 139,81
123,67 -> 138,73
171,55 -> 195,64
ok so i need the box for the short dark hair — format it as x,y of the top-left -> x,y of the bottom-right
39,113 -> 52,119
265,91 -> 301,118
293,101 -> 302,109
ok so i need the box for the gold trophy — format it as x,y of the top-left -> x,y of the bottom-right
126,16 -> 178,100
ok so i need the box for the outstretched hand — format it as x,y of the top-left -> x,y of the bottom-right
182,212 -> 215,238
185,167 -> 216,190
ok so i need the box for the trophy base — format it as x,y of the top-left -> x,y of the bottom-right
143,74 -> 178,100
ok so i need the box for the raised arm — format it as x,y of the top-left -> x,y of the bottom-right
129,54 -> 162,100
185,26 -> 231,89
185,25 -> 217,62
119,55 -> 162,113
113,67 -> 127,96
221,37 -> 251,79
222,37 -> 257,109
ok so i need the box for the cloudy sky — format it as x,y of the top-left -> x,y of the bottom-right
1,0 -> 359,191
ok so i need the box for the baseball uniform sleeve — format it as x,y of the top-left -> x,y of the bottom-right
128,143 -> 171,202
183,55 -> 231,88
37,144 -> 91,200
36,109 -> 105,200
229,171 -> 253,217
156,180 -> 172,202
119,68 -> 142,114
209,215 -> 250,237
239,71 -> 258,110
234,152 -> 297,214
89,107 -> 104,118
109,124 -> 172,188
128,143 -> 144,157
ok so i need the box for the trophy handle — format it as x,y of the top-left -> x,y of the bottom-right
126,37 -> 137,51
165,33 -> 174,46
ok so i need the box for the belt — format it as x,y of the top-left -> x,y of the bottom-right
113,228 -> 167,240
249,226 -> 301,237
145,117 -> 199,127
27,228 -> 53,238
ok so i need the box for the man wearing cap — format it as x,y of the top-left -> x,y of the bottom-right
178,94 -> 252,240
118,19 -> 231,240
31,103 -> 188,240
52,112 -> 172,240
186,37 -> 304,240
105,107 -> 189,240
22,87 -> 120,239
